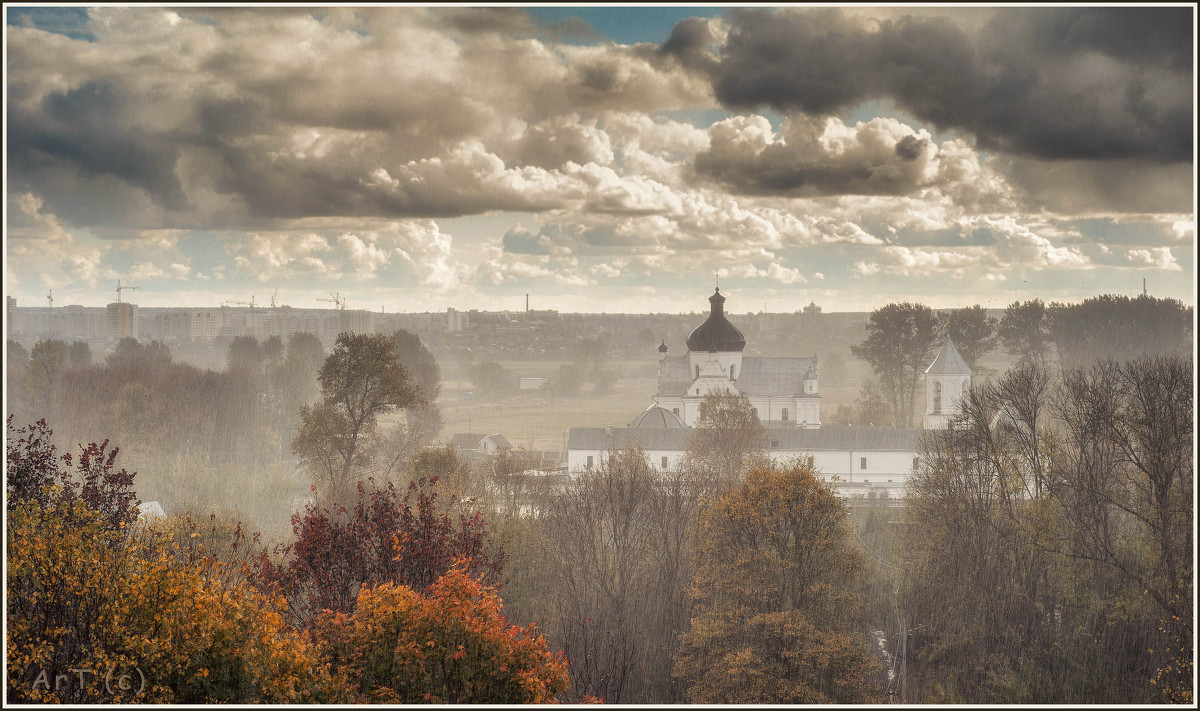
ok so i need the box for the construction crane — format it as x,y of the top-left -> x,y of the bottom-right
317,292 -> 346,310
270,288 -> 280,309
223,296 -> 258,310
46,290 -> 53,309
116,279 -> 139,303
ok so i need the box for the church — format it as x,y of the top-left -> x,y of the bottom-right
566,288 -> 972,500
653,288 -> 822,427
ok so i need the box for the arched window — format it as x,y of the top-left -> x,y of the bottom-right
730,364 -> 735,380
695,364 -> 700,379
933,381 -> 942,413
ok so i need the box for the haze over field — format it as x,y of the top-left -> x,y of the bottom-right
5,5 -> 1195,313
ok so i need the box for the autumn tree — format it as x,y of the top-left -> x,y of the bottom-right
257,476 -> 504,630
683,391 -> 768,480
5,423 -> 346,704
938,304 -> 998,370
292,332 -> 421,504
675,461 -> 879,703
850,302 -> 939,427
312,566 -> 568,703
998,298 -> 1051,368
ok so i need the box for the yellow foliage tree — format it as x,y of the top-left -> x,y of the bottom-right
674,461 -> 880,704
6,497 -> 348,704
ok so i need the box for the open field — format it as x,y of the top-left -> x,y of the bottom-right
435,372 -> 660,451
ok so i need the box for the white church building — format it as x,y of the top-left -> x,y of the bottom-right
567,289 -> 972,500
653,288 -> 822,427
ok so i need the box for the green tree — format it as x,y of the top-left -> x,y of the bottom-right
675,462 -> 879,703
27,339 -> 68,418
66,340 -> 92,369
470,361 -> 513,396
998,298 -> 1050,368
393,329 -> 443,443
1046,294 -> 1193,369
830,380 -> 895,427
938,305 -> 997,370
292,333 -> 421,504
850,302 -> 939,427
226,335 -> 264,376
683,391 -> 768,480
8,339 -> 30,419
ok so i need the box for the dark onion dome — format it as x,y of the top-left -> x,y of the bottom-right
686,287 -> 746,353
658,340 -> 669,353
629,404 -> 687,429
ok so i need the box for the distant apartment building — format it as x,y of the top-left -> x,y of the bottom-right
106,302 -> 138,341
446,308 -> 469,332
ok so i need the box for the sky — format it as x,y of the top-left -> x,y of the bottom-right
4,5 -> 1196,314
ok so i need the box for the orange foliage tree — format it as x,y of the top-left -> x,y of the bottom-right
674,461 -> 880,704
313,565 -> 569,703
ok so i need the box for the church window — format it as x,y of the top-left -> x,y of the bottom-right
730,365 -> 735,379
782,408 -> 789,422
695,365 -> 700,379
661,456 -> 668,468
586,455 -> 593,468
933,381 -> 942,413
860,457 -> 867,470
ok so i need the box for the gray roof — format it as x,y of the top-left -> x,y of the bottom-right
737,356 -> 819,397
450,433 -> 512,450
657,355 -> 819,397
568,424 -> 921,453
658,355 -> 693,396
629,405 -> 687,429
568,427 -> 692,451
926,339 -> 971,375
765,425 -> 922,452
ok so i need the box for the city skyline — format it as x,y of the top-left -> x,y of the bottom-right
5,5 -> 1196,313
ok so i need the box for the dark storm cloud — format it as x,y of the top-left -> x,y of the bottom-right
8,80 -> 190,212
670,7 -> 1192,163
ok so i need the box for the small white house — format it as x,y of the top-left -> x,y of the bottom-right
451,432 -> 513,457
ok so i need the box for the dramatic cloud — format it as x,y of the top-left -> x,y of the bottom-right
4,7 -> 1193,312
671,7 -> 1192,162
694,114 -> 1015,206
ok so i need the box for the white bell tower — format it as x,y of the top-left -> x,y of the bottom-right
923,339 -> 972,429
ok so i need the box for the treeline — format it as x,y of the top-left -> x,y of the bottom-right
5,330 -> 440,538
897,356 -> 1193,703
847,294 -> 1190,427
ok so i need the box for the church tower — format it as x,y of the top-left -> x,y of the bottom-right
681,288 -> 745,424
923,338 -> 971,429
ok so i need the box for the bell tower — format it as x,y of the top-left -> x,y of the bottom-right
923,339 -> 971,429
